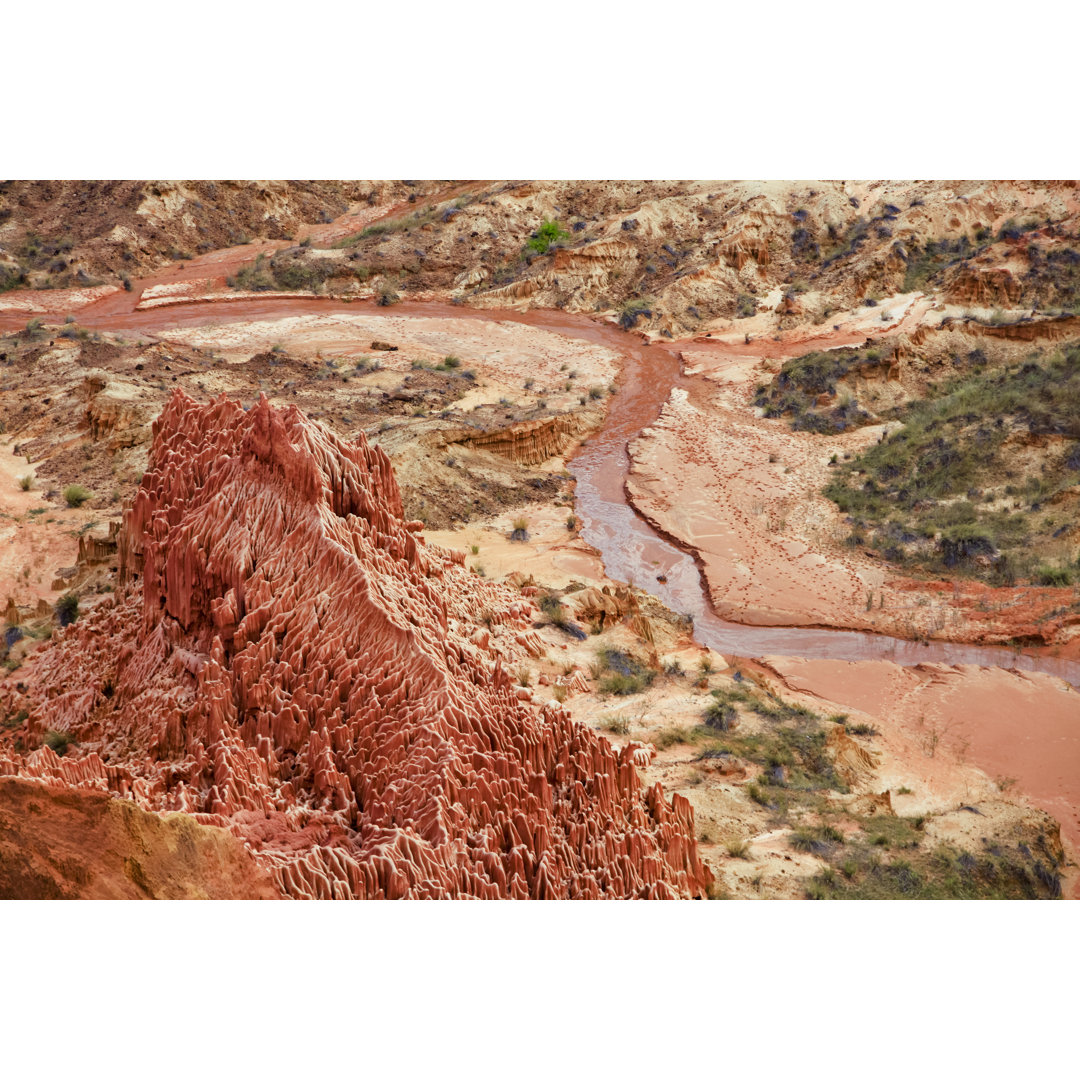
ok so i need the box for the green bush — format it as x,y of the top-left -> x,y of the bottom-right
63,484 -> 91,507
1036,565 -> 1074,587
594,648 -> 658,697
526,219 -> 569,255
735,293 -> 757,318
42,730 -> 74,756
55,592 -> 79,626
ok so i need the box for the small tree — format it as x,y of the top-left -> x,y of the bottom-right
526,220 -> 569,255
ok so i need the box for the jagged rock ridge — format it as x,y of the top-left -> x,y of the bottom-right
0,391 -> 711,899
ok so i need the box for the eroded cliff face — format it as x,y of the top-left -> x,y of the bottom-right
0,391 -> 711,899
443,411 -> 594,467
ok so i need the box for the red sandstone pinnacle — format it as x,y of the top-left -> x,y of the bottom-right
1,391 -> 712,899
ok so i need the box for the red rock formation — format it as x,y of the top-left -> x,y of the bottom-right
0,391 -> 712,899
77,521 -> 119,567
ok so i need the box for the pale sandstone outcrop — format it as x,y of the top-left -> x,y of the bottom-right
442,411 -> 593,468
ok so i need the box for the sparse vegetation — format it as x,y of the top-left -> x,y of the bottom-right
735,293 -> 757,319
63,484 -> 92,507
617,298 -> 653,330
376,279 -> 400,306
754,344 -> 888,433
593,647 -> 658,697
599,714 -> 632,736
801,814 -> 1063,899
824,344 -> 1080,580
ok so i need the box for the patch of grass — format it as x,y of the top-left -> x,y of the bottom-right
599,715 -> 631,736
725,838 -> 752,859
1021,241 -> 1080,313
1035,564 -> 1074,587
846,722 -> 880,737
704,698 -> 737,731
617,298 -> 654,330
376,279 -> 400,306
228,250 -> 369,294
63,484 -> 91,508
331,198 -> 472,248
902,233 -> 990,293
789,824 -> 845,855
0,264 -> 28,293
652,725 -> 695,749
2,707 -> 29,730
18,475 -> 33,491
692,685 -> 848,800
735,293 -> 758,318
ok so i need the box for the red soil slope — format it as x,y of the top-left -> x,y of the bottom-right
0,391 -> 711,899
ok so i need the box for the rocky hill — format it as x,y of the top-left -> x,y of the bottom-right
0,391 -> 711,899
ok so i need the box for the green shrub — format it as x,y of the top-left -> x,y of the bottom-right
735,293 -> 757,318
617,298 -> 654,330
55,592 -> 79,626
1036,565 -> 1074,587
63,484 -> 91,507
526,219 -> 569,255
653,725 -> 693,749
598,672 -> 655,696
789,826 -> 843,855
42,729 -> 74,756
